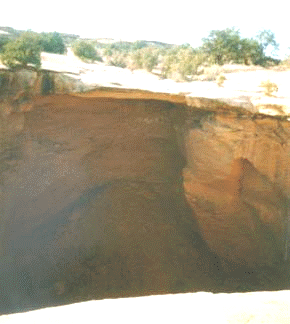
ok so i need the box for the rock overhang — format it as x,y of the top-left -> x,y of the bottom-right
1,71 -> 290,313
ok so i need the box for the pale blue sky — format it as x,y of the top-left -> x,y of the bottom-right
1,0 -> 288,58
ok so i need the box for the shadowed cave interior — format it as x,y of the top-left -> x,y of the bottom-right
1,94 -> 290,314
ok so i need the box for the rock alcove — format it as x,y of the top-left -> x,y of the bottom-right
0,72 -> 290,314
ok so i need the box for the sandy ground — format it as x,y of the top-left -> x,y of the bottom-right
39,50 -> 290,116
1,290 -> 290,323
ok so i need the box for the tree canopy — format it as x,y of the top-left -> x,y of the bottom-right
72,40 -> 101,62
0,37 -> 10,53
40,32 -> 66,54
256,29 -> 279,56
201,27 -> 274,65
201,27 -> 242,65
1,32 -> 42,69
239,38 -> 264,65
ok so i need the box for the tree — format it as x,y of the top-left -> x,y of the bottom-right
256,29 -> 279,56
201,27 -> 273,66
72,40 -> 101,62
1,32 -> 42,69
40,32 -> 66,54
0,36 -> 10,53
201,27 -> 242,65
239,38 -> 264,65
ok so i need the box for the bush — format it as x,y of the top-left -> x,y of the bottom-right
198,65 -> 222,81
109,41 -> 132,53
176,48 -> 204,80
160,48 -> 179,78
130,50 -> 143,69
103,46 -> 113,57
159,46 -> 206,80
130,48 -> 159,72
108,54 -> 128,68
72,40 -> 102,62
259,80 -> 278,96
175,49 -> 193,80
0,37 -> 10,53
141,48 -> 158,72
132,40 -> 148,51
1,32 -> 42,69
40,32 -> 66,54
216,73 -> 226,87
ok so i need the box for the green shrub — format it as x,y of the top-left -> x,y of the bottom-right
159,46 -> 206,80
175,49 -> 193,80
130,48 -> 158,72
103,46 -> 113,57
72,40 -> 102,62
109,41 -> 132,53
176,48 -> 203,80
141,48 -> 158,72
40,32 -> 66,54
259,80 -> 278,96
131,50 -> 143,69
0,37 -> 10,53
132,40 -> 148,51
1,32 -> 42,69
160,49 -> 179,78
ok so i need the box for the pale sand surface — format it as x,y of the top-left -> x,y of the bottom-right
40,51 -> 290,116
1,51 -> 290,116
1,290 -> 290,323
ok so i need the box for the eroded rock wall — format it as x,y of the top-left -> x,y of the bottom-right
183,111 -> 290,269
1,95 -> 212,311
0,90 -> 289,312
0,69 -> 86,113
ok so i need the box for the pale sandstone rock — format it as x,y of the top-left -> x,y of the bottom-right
1,290 -> 290,324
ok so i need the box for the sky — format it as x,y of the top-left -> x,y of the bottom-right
1,0 -> 289,58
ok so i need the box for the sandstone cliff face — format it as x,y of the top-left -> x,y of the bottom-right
0,94 -> 208,311
0,89 -> 289,312
183,112 -> 290,269
0,69 -> 87,112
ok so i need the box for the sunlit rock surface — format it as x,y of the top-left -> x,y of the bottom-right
1,290 -> 290,324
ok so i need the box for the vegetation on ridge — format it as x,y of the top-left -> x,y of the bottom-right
0,26 -> 285,81
1,31 -> 42,69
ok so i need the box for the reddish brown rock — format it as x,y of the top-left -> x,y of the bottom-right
0,89 -> 289,313
183,113 -> 290,269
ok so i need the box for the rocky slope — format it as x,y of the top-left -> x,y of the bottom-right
0,70 -> 290,313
